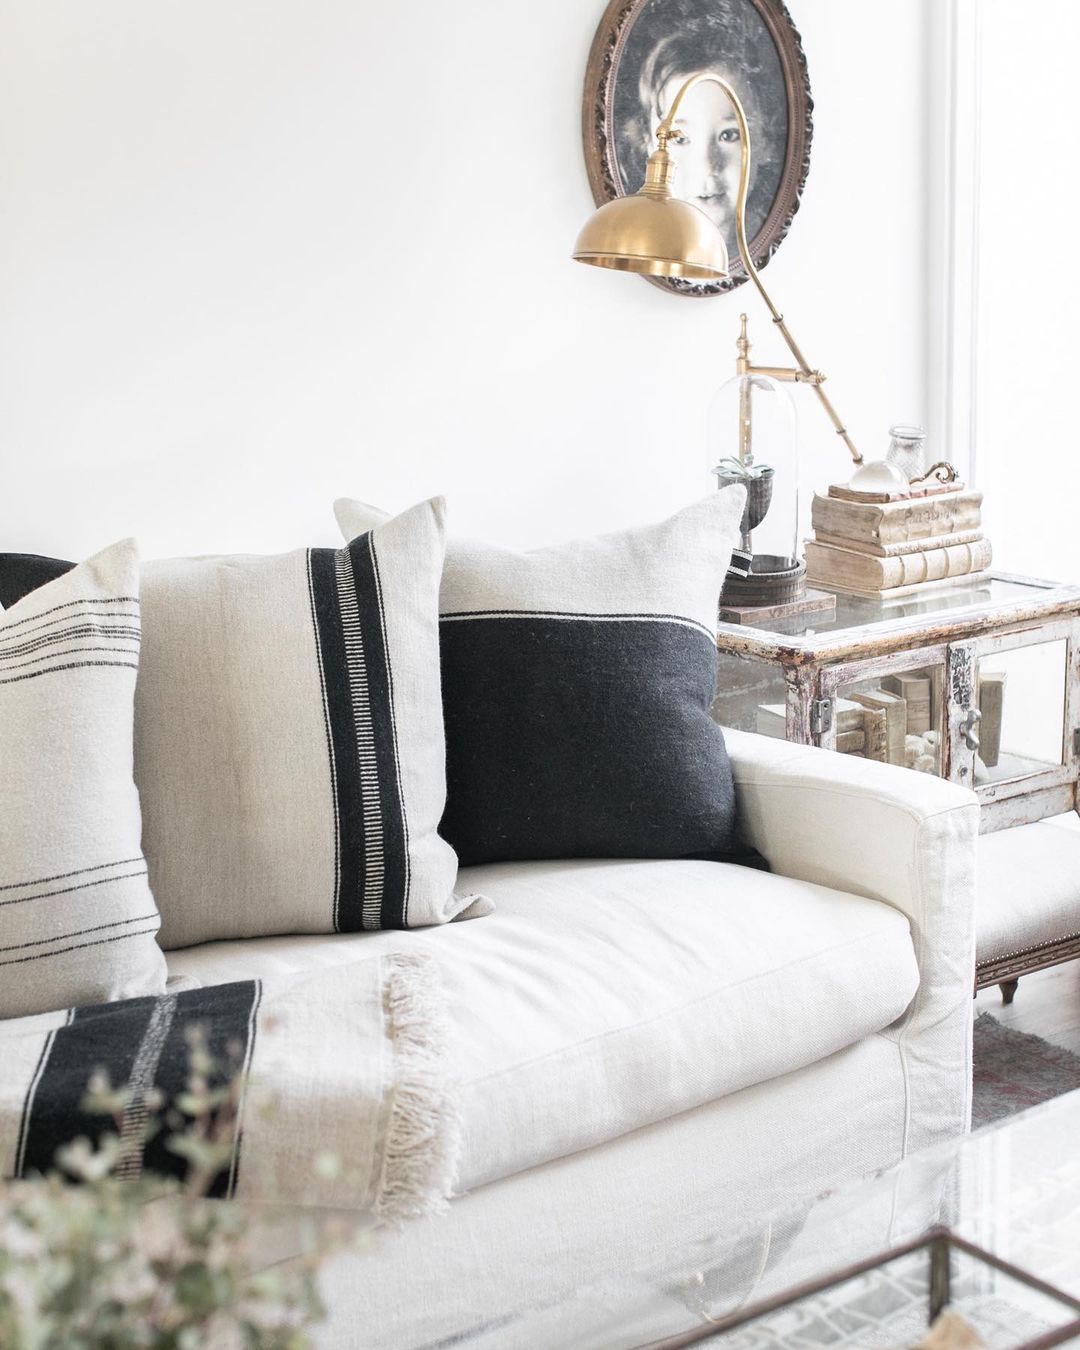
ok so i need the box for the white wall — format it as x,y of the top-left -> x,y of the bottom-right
0,0 -> 932,560
973,0 -> 1080,581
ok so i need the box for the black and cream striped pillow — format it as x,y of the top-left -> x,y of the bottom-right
133,497 -> 482,947
0,501 -> 484,946
0,539 -> 167,1018
335,491 -> 747,867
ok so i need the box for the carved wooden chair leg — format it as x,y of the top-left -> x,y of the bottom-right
999,979 -> 1019,1005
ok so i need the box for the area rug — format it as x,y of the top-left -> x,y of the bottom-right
972,1012 -> 1080,1128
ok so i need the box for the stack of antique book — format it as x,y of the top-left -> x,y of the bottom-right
756,700 -> 885,758
804,483 -> 991,600
755,693 -> 937,768
756,666 -> 1005,772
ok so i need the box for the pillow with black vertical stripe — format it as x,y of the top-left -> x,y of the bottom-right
0,538 -> 167,1018
335,491 -> 747,867
133,497 -> 484,947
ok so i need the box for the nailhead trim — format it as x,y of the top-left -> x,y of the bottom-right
977,928 -> 1080,967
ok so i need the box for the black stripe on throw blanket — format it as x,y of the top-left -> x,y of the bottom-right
18,981 -> 260,1197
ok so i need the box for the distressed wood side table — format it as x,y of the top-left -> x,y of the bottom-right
712,572 -> 1080,1001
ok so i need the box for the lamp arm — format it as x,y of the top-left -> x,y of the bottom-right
658,74 -> 863,466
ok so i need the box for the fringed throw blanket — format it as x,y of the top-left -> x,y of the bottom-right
0,951 -> 460,1222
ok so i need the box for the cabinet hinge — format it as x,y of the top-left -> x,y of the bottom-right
1073,728 -> 1080,757
811,698 -> 834,737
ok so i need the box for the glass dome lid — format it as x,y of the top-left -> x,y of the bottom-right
707,369 -> 799,572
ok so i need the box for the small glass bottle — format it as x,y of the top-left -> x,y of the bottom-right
886,424 -> 927,482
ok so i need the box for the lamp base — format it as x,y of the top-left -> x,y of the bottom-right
720,555 -> 806,609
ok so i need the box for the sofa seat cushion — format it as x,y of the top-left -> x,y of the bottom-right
166,858 -> 919,1190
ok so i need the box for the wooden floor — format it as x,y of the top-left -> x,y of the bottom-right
974,960 -> 1080,1056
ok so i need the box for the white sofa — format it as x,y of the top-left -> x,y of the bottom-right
167,729 -> 979,1348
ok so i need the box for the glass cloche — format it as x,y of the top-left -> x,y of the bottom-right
707,341 -> 803,606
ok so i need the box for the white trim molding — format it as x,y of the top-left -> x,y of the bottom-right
924,0 -> 983,485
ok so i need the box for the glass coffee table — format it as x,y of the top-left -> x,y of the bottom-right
449,1090 -> 1080,1349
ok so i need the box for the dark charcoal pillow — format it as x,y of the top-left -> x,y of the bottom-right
336,491 -> 749,867
0,553 -> 74,609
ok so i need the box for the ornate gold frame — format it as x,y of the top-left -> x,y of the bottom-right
581,0 -> 813,299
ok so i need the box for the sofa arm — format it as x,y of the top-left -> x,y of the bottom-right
723,727 -> 979,1149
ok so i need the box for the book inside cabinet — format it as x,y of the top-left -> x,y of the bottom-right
819,648 -> 949,780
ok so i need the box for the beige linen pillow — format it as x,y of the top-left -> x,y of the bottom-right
0,539 -> 167,1018
133,498 -> 487,948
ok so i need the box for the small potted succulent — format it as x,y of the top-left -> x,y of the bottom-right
712,456 -> 775,538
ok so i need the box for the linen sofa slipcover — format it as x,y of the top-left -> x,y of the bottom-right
169,731 -> 979,1348
169,855 -> 919,1191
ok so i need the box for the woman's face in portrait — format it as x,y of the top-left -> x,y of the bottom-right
652,73 -> 741,235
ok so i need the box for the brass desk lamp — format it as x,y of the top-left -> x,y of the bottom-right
573,72 -> 862,466
573,73 -> 892,606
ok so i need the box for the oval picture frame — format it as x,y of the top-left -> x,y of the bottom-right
582,0 -> 813,298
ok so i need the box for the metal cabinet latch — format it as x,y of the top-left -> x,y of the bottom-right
960,706 -> 982,752
810,698 -> 833,737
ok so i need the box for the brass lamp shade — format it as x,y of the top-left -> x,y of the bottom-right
572,193 -> 729,281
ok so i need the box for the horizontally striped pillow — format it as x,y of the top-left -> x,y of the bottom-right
334,491 -> 747,867
0,539 -> 167,1018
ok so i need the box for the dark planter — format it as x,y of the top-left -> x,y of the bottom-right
721,555 -> 807,608
715,466 -> 774,535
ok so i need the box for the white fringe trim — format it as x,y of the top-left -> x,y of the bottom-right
373,950 -> 462,1224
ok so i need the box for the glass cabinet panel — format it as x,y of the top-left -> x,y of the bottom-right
831,660 -> 946,777
974,638 -> 1067,787
712,652 -> 789,734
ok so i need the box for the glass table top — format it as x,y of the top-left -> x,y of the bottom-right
450,1091 -> 1080,1349
240,1089 -> 1080,1349
720,577 -> 1059,643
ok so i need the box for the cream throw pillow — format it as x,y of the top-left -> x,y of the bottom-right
134,498 -> 486,948
0,539 -> 167,1018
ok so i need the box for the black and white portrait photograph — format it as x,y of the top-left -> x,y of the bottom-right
583,0 -> 813,295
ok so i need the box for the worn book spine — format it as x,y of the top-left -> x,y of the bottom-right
978,670 -> 1006,769
810,490 -> 983,546
805,537 -> 993,591
850,692 -> 904,765
811,528 -> 985,559
826,480 -> 961,503
813,570 -> 992,602
835,699 -> 869,733
882,673 -> 932,736
859,707 -> 888,762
